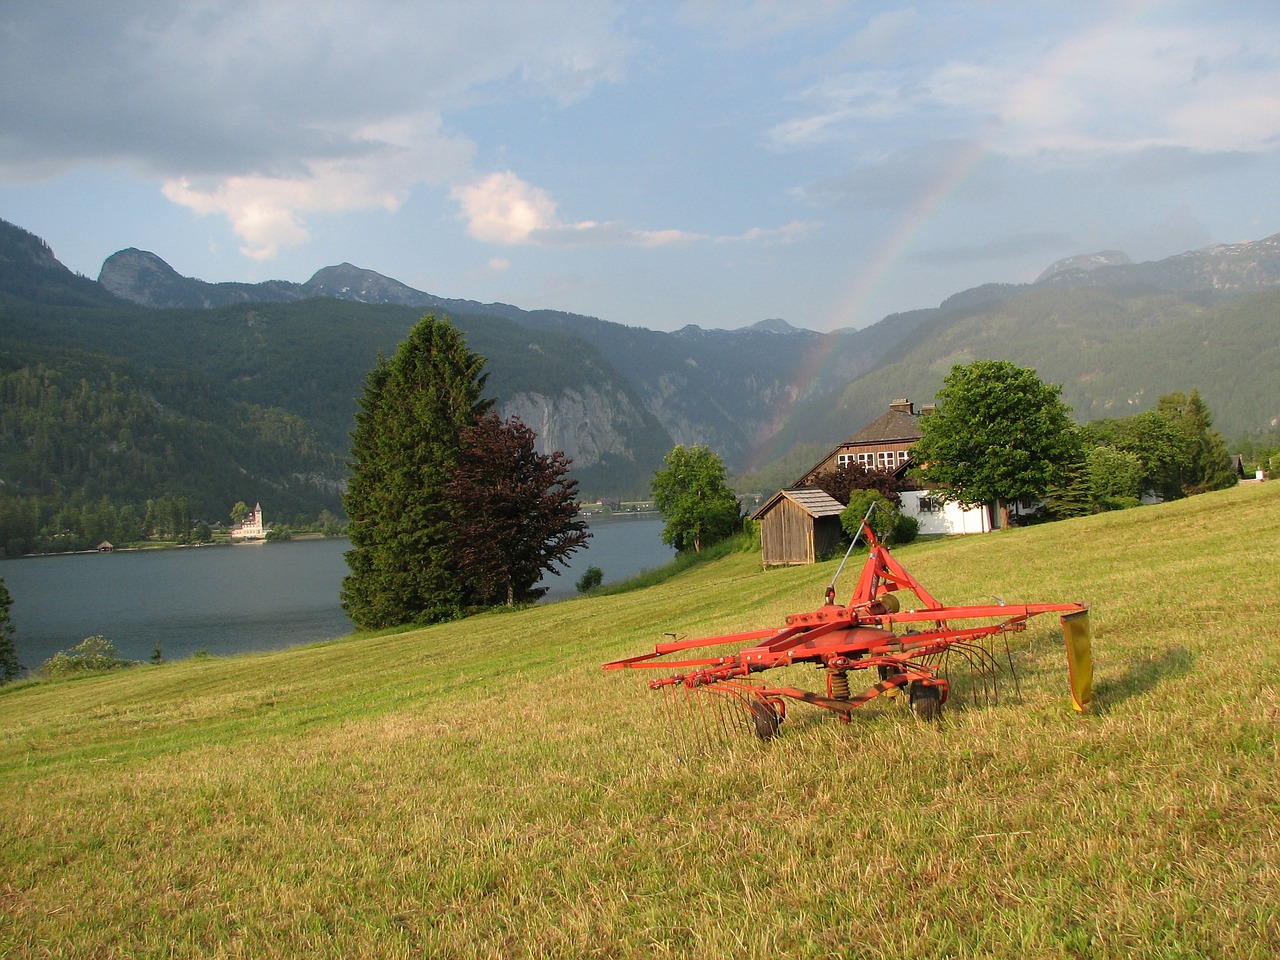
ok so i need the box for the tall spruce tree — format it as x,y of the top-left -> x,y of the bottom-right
341,315 -> 492,629
1157,389 -> 1237,495
0,576 -> 21,683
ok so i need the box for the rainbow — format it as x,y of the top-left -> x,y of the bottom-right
750,3 -> 1159,471
824,0 -> 1158,333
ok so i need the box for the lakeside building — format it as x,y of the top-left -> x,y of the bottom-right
230,503 -> 266,540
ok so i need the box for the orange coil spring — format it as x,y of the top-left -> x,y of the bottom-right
828,668 -> 850,701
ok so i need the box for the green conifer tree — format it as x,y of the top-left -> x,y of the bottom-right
0,576 -> 23,683
340,315 -> 492,629
1157,389 -> 1237,495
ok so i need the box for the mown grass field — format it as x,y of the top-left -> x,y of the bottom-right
2,482 -> 1278,959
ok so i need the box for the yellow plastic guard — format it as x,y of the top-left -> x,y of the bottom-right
1061,610 -> 1093,713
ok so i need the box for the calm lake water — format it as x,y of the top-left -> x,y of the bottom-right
1,517 -> 673,671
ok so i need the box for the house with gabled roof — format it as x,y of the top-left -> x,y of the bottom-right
751,399 -> 993,565
796,398 -> 923,482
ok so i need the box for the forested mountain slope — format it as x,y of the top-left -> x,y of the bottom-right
760,284 -> 1280,488
3,213 -> 1280,553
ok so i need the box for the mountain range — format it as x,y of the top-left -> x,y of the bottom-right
3,215 -> 1279,529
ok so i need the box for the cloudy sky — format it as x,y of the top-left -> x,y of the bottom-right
3,1 -> 1279,332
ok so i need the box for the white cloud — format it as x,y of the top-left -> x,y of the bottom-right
0,1 -> 630,257
452,172 -> 560,245
163,114 -> 475,258
452,170 -> 800,249
730,220 -> 820,243
771,11 -> 1280,167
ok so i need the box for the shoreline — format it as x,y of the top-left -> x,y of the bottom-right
7,532 -> 339,561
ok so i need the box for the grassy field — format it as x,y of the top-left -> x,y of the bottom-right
2,482 -> 1278,959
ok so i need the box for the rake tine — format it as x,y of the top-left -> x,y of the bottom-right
697,684 -> 722,751
714,687 -> 740,741
959,639 -> 1006,704
658,684 -> 692,762
1002,632 -> 1022,700
962,642 -> 996,705
950,642 -> 996,707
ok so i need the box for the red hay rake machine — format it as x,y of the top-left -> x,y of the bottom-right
603,522 -> 1093,741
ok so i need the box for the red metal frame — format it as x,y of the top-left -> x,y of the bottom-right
603,525 -> 1088,733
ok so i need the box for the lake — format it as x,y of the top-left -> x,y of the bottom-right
1,516 -> 673,671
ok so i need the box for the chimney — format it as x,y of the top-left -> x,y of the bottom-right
889,398 -> 914,414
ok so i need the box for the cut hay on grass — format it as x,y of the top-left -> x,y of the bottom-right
2,482 -> 1278,958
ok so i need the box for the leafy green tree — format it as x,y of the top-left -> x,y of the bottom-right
0,576 -> 22,683
443,413 -> 590,607
230,501 -> 250,525
318,509 -> 344,537
912,360 -> 1080,528
1083,410 -> 1189,501
341,315 -> 492,629
839,490 -> 898,543
652,445 -> 742,553
1087,446 -> 1144,511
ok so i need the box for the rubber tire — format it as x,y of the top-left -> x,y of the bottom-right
748,699 -> 781,740
910,682 -> 942,722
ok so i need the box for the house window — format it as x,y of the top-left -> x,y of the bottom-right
837,453 -> 854,468
918,495 -> 941,513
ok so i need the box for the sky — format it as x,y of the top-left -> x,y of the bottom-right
3,1 -> 1279,333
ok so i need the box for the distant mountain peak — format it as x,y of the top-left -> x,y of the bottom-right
1035,250 -> 1131,284
749,317 -> 805,334
304,263 -> 434,306
672,317 -> 810,338
1033,234 -> 1280,293
0,217 -> 63,272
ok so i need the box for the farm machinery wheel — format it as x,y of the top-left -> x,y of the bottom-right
909,681 -> 942,722
748,697 -> 782,741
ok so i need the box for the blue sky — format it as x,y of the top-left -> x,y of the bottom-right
3,1 -> 1279,332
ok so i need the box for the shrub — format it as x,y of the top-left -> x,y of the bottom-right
840,491 -> 898,543
39,636 -> 135,678
891,513 -> 919,544
576,566 -> 604,593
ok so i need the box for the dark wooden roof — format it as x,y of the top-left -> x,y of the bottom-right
787,405 -> 924,488
842,408 -> 922,445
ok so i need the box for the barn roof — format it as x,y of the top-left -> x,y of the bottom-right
750,487 -> 846,521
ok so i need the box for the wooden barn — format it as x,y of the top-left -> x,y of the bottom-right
751,488 -> 845,567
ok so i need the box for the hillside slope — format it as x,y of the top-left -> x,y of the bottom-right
2,482 -> 1278,957
97,225 -> 1280,469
